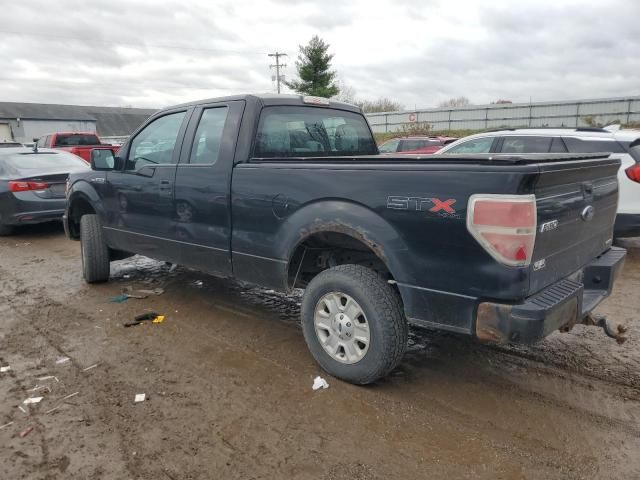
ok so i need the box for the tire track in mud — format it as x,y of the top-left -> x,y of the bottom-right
0,272 -> 140,479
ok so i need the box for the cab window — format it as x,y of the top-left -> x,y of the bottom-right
254,106 -> 377,157
189,107 -> 229,165
127,111 -> 186,170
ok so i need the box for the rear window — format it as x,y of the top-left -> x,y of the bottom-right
254,106 -> 377,158
54,134 -> 100,146
562,137 -> 625,154
1,152 -> 89,175
628,139 -> 640,162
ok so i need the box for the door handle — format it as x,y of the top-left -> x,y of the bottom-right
159,180 -> 172,191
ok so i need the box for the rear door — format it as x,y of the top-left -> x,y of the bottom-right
172,100 -> 245,275
530,156 -> 620,294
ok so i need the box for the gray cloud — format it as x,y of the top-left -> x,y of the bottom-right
1,0 -> 638,109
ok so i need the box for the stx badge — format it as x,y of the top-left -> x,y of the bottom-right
387,196 -> 458,217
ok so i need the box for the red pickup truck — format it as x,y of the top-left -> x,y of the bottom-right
36,132 -> 119,162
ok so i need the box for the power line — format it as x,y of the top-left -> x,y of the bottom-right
268,52 -> 287,94
0,29 -> 269,56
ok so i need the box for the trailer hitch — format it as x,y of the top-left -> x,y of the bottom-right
582,314 -> 627,344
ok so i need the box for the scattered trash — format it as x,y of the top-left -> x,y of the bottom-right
169,263 -> 178,273
121,287 -> 165,299
27,385 -> 51,393
312,376 -> 329,391
61,392 -> 79,401
124,312 -> 164,327
134,393 -> 146,403
192,280 -> 204,287
0,421 -> 14,430
18,406 -> 27,414
123,274 -> 131,279
36,375 -> 57,382
45,406 -> 61,415
23,397 -> 43,405
82,364 -> 98,372
20,426 -> 34,438
55,356 -> 70,365
0,365 -> 11,373
109,294 -> 129,303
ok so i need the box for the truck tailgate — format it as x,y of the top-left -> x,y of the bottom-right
530,157 -> 620,294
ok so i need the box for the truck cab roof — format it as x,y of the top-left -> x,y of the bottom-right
167,93 -> 361,113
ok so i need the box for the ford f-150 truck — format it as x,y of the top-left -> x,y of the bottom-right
37,132 -> 119,163
64,94 -> 626,384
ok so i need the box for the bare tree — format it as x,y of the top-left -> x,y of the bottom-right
438,96 -> 470,108
356,97 -> 404,113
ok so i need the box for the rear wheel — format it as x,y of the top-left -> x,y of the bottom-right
80,214 -> 110,283
0,224 -> 13,236
301,264 -> 408,385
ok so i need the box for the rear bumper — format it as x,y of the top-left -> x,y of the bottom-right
3,208 -> 65,225
614,213 -> 640,238
475,247 -> 626,344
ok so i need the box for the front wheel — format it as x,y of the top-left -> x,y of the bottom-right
301,264 -> 408,385
80,214 -> 110,283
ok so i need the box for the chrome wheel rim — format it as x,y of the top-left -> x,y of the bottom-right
314,292 -> 370,364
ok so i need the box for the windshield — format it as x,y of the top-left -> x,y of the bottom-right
1,152 -> 89,177
254,106 -> 377,158
54,134 -> 101,146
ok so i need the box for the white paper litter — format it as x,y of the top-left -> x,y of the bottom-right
55,357 -> 70,365
0,366 -> 10,373
134,393 -> 146,403
312,376 -> 329,391
23,397 -> 44,405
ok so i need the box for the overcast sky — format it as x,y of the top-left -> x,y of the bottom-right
1,0 -> 638,110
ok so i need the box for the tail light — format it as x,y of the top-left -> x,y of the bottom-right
625,164 -> 640,183
467,194 -> 537,267
8,181 -> 49,192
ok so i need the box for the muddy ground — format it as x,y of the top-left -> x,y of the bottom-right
1,223 -> 639,480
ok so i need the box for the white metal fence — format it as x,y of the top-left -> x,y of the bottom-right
366,96 -> 640,133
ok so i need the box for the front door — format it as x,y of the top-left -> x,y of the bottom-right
103,109 -> 190,261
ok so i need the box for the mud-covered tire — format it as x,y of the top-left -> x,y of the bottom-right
301,264 -> 408,385
80,214 -> 110,283
0,224 -> 13,236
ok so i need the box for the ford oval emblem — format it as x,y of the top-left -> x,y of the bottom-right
581,205 -> 595,222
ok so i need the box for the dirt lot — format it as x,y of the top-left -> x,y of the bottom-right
1,224 -> 639,480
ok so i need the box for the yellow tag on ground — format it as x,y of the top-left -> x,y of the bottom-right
152,315 -> 165,324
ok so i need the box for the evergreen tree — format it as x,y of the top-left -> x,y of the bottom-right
286,36 -> 339,98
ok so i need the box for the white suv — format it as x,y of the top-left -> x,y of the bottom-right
438,127 -> 640,237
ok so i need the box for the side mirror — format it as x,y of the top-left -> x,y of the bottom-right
90,149 -> 115,171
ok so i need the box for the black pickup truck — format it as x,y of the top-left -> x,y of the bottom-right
64,94 -> 626,384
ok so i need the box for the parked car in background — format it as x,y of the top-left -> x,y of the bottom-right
378,136 -> 458,154
0,147 -> 89,235
37,132 -> 120,163
438,127 -> 640,237
65,94 -> 625,384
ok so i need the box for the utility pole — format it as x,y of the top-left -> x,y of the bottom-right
268,52 -> 287,94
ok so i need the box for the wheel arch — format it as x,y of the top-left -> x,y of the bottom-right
280,199 -> 411,293
67,184 -> 104,239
